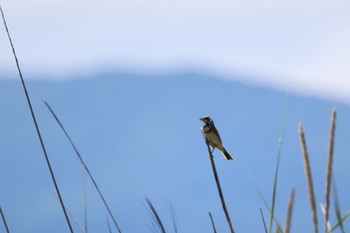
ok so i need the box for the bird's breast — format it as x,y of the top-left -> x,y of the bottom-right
201,125 -> 212,133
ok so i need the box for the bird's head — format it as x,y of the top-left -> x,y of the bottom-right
200,115 -> 213,125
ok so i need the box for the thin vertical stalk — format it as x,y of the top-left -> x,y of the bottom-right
106,216 -> 113,233
260,208 -> 268,233
208,212 -> 217,233
269,96 -> 288,233
83,168 -> 88,233
44,101 -> 122,233
0,207 -> 10,233
145,198 -> 166,233
324,108 -> 336,233
206,144 -> 235,233
332,177 -> 345,233
0,5 -> 73,233
168,202 -> 178,233
284,188 -> 296,233
299,123 -> 318,233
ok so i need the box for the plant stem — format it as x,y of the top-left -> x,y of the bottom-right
0,5 -> 73,233
0,207 -> 10,233
206,143 -> 235,233
208,212 -> 217,233
299,123 -> 318,233
44,101 -> 122,233
324,108 -> 336,233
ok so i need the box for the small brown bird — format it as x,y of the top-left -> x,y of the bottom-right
200,115 -> 234,160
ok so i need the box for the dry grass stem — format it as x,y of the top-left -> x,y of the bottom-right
284,188 -> 296,233
0,207 -> 10,233
275,224 -> 283,233
324,108 -> 336,233
44,102 -> 122,233
0,5 -> 74,232
208,212 -> 218,233
299,123 -> 318,233
206,144 -> 235,233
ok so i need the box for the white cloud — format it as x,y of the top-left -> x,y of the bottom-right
1,0 -> 350,101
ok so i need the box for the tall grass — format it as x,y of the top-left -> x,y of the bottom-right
145,198 -> 166,233
208,212 -> 218,233
0,207 -> 10,233
298,123 -> 318,233
2,5 -> 350,231
0,5 -> 74,232
44,101 -> 122,233
260,208 -> 268,233
324,108 -> 336,232
332,177 -> 345,233
297,108 -> 350,233
269,97 -> 288,233
284,188 -> 296,233
168,202 -> 178,233
206,143 -> 235,233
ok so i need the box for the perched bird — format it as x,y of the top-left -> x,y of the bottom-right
200,115 -> 234,160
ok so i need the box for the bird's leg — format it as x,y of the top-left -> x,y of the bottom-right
211,146 -> 216,154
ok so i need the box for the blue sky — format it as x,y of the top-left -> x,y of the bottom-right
1,1 -> 350,233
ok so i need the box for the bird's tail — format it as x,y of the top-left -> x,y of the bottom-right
222,147 -> 234,160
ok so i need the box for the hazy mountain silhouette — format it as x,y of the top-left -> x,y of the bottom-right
1,72 -> 349,233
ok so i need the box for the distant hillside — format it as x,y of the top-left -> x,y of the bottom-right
1,72 -> 349,233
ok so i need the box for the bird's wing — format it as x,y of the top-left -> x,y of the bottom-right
212,126 -> 223,144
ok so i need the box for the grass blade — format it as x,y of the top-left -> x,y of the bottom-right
168,202 -> 178,233
275,225 -> 283,233
0,207 -> 10,233
329,209 -> 350,233
284,188 -> 296,233
324,108 -> 336,233
260,208 -> 268,233
331,177 -> 345,233
299,123 -> 318,233
145,198 -> 166,233
208,212 -> 218,233
44,101 -> 122,233
45,183 -> 86,233
251,176 -> 283,229
83,168 -> 88,233
0,5 -> 74,232
106,215 -> 113,233
269,96 -> 288,233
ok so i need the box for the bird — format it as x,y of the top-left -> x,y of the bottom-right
200,115 -> 234,160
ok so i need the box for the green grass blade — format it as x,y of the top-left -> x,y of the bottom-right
331,177 -> 345,233
250,176 -> 283,229
329,210 -> 350,233
260,208 -> 268,233
269,96 -> 288,233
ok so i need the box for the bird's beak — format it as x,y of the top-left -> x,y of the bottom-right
199,117 -> 203,121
